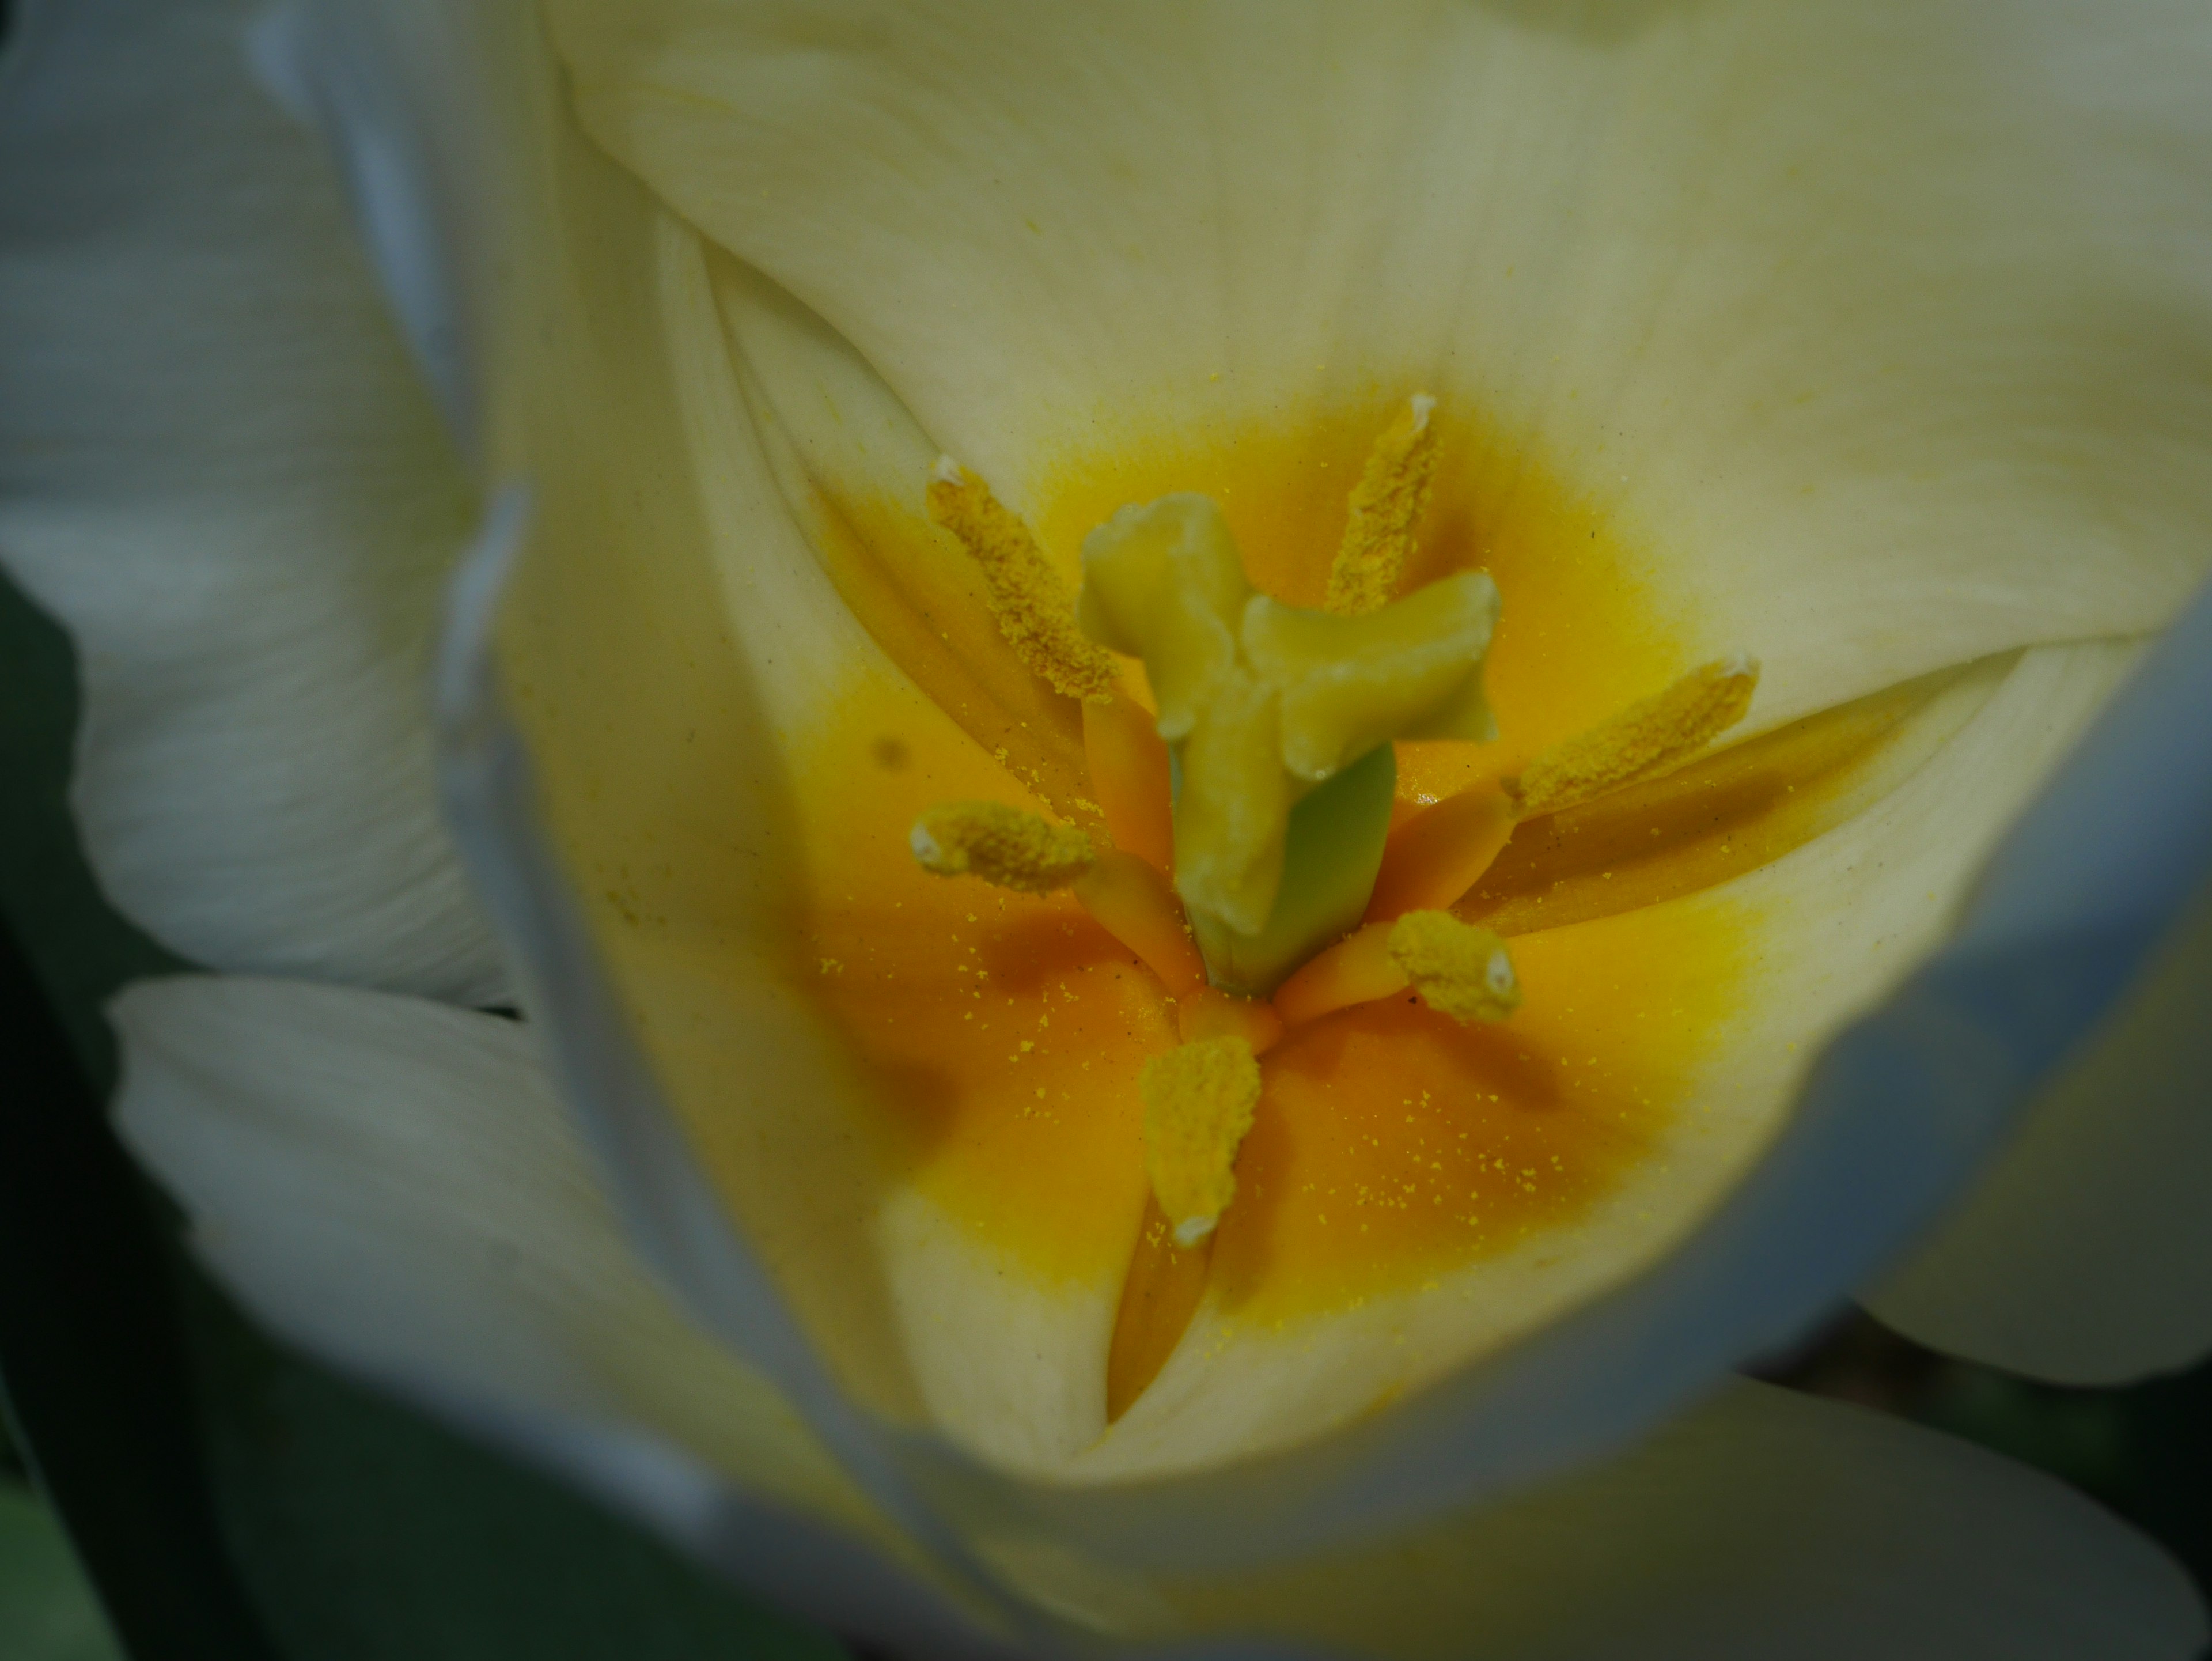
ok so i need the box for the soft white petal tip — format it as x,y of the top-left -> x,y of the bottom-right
931,454 -> 965,485
1408,392 -> 1437,428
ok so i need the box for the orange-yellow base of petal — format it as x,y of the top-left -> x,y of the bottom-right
783,402 -> 1759,1334
790,700 -> 1748,1327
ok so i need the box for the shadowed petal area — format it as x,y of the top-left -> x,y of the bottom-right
1865,578 -> 2212,1383
105,974 -> 988,1638
1143,1381 -> 2207,1661
106,979 -> 2206,1661
1871,874 -> 2212,1382
0,0 -> 501,1002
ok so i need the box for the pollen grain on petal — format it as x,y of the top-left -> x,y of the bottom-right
909,800 -> 1096,894
1324,393 -> 1439,617
1386,911 -> 1521,1024
1508,654 -> 1760,819
1142,1035 -> 1263,1246
927,458 -> 1119,701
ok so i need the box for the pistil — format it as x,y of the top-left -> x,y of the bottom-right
903,402 -> 1763,1425
1074,489 -> 1498,993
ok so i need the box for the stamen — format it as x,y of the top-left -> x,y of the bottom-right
1387,911 -> 1521,1024
927,457 -> 1119,701
910,805 -> 1206,996
1509,655 -> 1760,818
1363,779 -> 1516,920
1324,394 -> 1439,617
909,801 -> 1095,893
1142,1035 -> 1262,1246
1271,910 -> 1521,1028
1081,697 -> 1175,872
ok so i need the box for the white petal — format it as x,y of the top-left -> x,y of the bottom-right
551,0 -> 2212,727
1864,577 -> 2212,1383
0,0 -> 501,1002
1134,1384 -> 2204,1661
106,973 -> 994,1646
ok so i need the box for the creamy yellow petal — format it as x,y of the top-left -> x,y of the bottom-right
551,0 -> 2212,729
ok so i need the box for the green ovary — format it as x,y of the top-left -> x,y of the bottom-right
1077,494 -> 1499,996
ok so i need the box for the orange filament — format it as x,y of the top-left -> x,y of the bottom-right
1271,920 -> 1405,1028
1074,848 -> 1207,999
1178,985 -> 1286,1055
1365,780 -> 1516,921
1106,1195 -> 1213,1423
1082,697 -> 1175,872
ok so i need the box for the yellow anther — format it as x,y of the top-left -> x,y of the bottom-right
1141,1035 -> 1263,1245
1385,911 -> 1521,1024
1509,655 -> 1760,819
909,801 -> 1096,894
1325,394 -> 1439,616
927,457 -> 1119,701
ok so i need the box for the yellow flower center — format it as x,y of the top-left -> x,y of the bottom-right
554,391 -> 1976,1452
868,400 -> 1781,1416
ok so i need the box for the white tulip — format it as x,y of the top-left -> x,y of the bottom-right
6,0 -> 2212,1654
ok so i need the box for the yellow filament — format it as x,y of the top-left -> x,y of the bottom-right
1509,655 -> 1760,818
1324,394 -> 1439,616
1073,850 -> 1208,999
1142,1036 -> 1263,1245
1081,696 -> 1175,872
1270,918 -> 1404,1028
1176,985 -> 1286,1055
1386,911 -> 1521,1024
927,458 -> 1119,701
908,801 -> 1095,893
1365,780 -> 1517,921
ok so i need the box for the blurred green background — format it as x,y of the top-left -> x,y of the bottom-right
3,529 -> 2211,1655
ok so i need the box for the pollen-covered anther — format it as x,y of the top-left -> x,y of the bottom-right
927,457 -> 1119,701
1508,654 -> 1760,819
1385,911 -> 1521,1024
909,801 -> 1096,894
1324,393 -> 1439,617
1141,1035 -> 1263,1245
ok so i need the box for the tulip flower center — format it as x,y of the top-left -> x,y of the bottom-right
761,395 -> 1781,1421
701,394 -> 1971,1447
